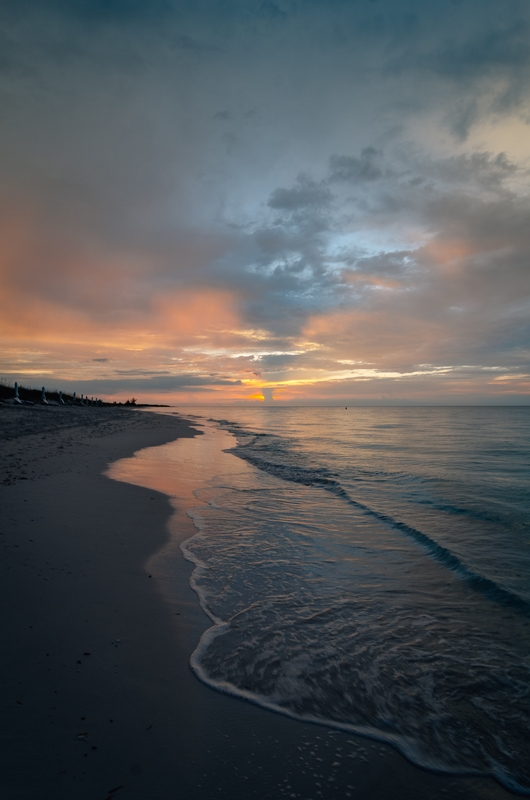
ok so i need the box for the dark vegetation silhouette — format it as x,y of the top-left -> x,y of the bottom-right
0,380 -> 168,407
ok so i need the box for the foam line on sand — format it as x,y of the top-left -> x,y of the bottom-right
0,404 -> 517,800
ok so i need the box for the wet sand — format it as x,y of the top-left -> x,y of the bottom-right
0,404 -> 517,800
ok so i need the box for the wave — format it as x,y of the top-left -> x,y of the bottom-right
178,417 -> 530,795
182,489 -> 530,796
223,433 -> 530,616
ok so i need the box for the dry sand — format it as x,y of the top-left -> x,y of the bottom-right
0,404 -> 517,800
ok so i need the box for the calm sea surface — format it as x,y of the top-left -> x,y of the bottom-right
111,407 -> 530,793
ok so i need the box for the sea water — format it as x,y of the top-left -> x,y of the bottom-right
117,407 -> 530,793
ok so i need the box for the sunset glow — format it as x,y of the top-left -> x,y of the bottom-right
1,1 -> 529,405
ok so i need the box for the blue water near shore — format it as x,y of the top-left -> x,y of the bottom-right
172,407 -> 530,793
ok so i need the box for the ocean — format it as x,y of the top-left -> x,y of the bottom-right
109,406 -> 530,794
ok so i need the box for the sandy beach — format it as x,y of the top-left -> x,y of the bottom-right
0,404 -> 517,800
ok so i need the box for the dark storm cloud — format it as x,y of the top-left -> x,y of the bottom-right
268,176 -> 332,212
420,152 -> 519,189
1,0 -> 173,26
414,19 -> 530,80
328,149 -> 386,183
383,9 -> 530,138
258,2 -> 288,23
56,0 -> 173,22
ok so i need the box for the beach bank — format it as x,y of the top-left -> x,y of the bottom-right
0,405 -> 516,800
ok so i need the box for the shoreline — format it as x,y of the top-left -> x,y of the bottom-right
0,405 -> 517,799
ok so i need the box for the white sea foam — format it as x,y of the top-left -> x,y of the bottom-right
176,409 -> 530,795
111,406 -> 530,794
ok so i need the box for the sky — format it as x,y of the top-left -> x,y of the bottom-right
1,0 -> 529,405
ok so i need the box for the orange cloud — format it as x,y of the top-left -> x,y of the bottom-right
0,204 -> 244,357
1,197 -> 527,406
0,206 -> 250,402
421,238 -> 475,271
303,307 -> 446,369
152,289 -> 240,340
425,239 -> 473,264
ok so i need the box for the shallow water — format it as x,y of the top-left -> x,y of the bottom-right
110,407 -> 530,794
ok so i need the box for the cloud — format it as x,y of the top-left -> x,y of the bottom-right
268,175 -> 332,212
417,19 -> 530,82
384,13 -> 530,138
328,148 -> 386,183
243,143 -> 530,377
35,373 -> 243,397
0,0 -> 529,403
